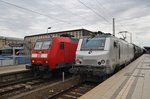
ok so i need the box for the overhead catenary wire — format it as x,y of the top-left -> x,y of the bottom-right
0,0 -> 71,24
47,0 -> 89,27
0,0 -> 124,33
47,0 -> 100,30
95,0 -> 113,20
94,0 -> 127,32
106,0 -> 128,31
77,0 -> 111,24
79,0 -> 112,24
0,0 -> 102,31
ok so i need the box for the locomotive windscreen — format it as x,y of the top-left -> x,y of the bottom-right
34,39 -> 52,50
81,37 -> 106,50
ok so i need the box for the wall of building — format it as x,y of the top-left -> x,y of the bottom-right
24,29 -> 93,55
0,36 -> 23,49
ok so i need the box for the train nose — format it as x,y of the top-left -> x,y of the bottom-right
69,68 -> 79,74
98,61 -> 101,65
76,59 -> 82,64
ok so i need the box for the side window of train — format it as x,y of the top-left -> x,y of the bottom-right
60,42 -> 64,50
114,41 -> 118,48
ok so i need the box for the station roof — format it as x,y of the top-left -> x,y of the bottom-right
0,36 -> 23,41
24,28 -> 94,38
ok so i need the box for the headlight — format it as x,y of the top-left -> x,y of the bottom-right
98,61 -> 101,65
45,61 -> 48,63
76,59 -> 82,64
32,60 -> 35,63
101,60 -> 105,64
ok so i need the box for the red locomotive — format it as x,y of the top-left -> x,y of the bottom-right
26,37 -> 78,73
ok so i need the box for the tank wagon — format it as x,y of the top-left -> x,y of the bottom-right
133,44 -> 143,58
26,37 -> 78,73
70,34 -> 143,79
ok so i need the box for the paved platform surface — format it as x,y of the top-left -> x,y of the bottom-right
80,54 -> 150,99
0,64 -> 27,75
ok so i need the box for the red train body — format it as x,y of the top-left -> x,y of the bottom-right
26,37 -> 78,72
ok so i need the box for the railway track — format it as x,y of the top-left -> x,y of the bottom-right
0,78 -> 45,97
47,81 -> 98,99
0,69 -> 110,98
0,73 -> 73,98
0,70 -> 31,84
0,77 -> 37,89
10,76 -> 99,99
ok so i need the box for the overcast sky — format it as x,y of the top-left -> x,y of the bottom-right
0,0 -> 149,47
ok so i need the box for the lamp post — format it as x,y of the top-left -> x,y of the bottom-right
129,32 -> 132,43
47,27 -> 51,33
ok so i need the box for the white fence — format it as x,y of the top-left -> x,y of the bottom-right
0,59 -> 14,66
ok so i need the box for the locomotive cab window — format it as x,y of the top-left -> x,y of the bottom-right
114,41 -> 118,48
81,37 -> 106,50
34,41 -> 43,50
41,41 -> 51,50
60,42 -> 64,50
34,39 -> 52,50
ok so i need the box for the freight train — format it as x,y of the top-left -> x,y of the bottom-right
69,34 -> 143,80
26,37 -> 78,75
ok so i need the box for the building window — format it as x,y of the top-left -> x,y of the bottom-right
80,32 -> 82,38
76,32 -> 79,38
75,32 -> 77,38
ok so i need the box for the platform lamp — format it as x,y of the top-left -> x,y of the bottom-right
47,27 -> 51,33
129,32 -> 132,43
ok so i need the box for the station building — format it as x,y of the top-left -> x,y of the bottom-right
0,36 -> 23,56
0,36 -> 23,49
24,29 -> 94,55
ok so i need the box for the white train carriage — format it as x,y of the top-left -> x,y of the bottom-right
70,34 -> 134,77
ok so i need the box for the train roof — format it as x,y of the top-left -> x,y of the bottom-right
82,34 -> 132,44
53,37 -> 78,43
24,29 -> 93,38
36,38 -> 52,42
36,37 -> 78,43
82,34 -> 112,38
82,33 -> 120,39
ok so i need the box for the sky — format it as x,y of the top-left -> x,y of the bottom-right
0,0 -> 150,47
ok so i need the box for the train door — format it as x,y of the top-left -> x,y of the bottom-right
60,42 -> 65,63
113,40 -> 119,65
118,43 -> 121,64
59,42 -> 72,68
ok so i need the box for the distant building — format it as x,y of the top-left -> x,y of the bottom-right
24,29 -> 94,55
0,36 -> 23,49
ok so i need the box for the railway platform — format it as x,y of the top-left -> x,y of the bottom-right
0,64 -> 27,75
80,54 -> 150,99
0,64 -> 31,84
